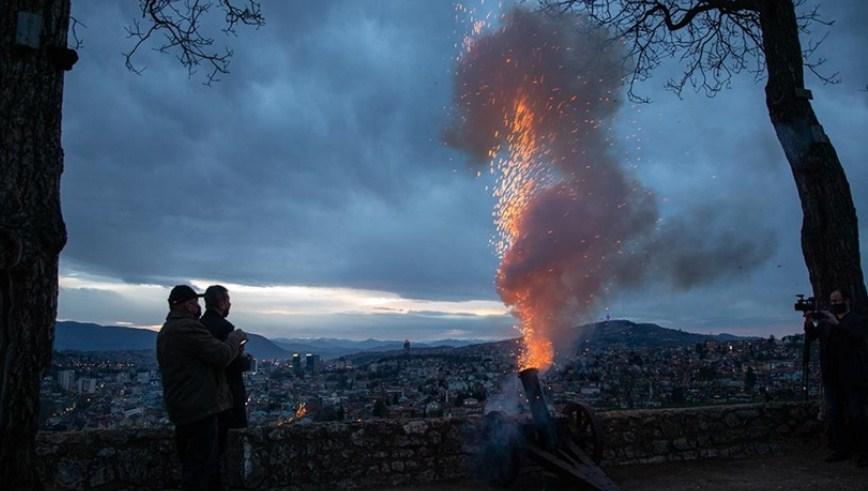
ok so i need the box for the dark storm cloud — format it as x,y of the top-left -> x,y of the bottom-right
58,1 -> 868,338
63,1 -> 497,300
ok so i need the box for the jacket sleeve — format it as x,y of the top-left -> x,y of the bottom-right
227,352 -> 254,374
836,314 -> 868,342
804,318 -> 824,342
183,322 -> 241,368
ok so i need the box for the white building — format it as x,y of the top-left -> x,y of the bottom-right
58,370 -> 75,391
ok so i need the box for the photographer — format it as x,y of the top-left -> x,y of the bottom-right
804,289 -> 868,467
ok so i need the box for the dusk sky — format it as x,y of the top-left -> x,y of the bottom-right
58,1 -> 868,341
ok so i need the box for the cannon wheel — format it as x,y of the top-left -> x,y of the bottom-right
561,401 -> 603,464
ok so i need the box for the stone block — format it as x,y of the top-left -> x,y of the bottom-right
402,421 -> 428,435
89,465 -> 114,488
56,460 -> 85,489
724,413 -> 741,428
672,438 -> 692,451
96,447 -> 116,458
661,421 -> 681,438
638,456 -> 666,464
652,440 -> 669,454
418,469 -> 436,482
390,473 -> 410,486
350,429 -> 367,447
699,448 -> 719,459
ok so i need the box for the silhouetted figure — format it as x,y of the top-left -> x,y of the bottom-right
201,286 -> 254,460
157,285 -> 246,490
804,289 -> 868,466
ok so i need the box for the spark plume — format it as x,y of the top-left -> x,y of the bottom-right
447,7 -> 648,371
447,6 -> 775,372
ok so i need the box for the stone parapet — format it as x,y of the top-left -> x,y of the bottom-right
600,401 -> 821,465
36,401 -> 821,490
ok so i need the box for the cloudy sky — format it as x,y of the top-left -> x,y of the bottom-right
58,1 -> 868,341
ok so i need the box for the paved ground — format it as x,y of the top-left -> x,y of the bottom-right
392,443 -> 868,490
607,445 -> 868,491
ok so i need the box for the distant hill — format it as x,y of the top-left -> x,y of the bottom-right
271,337 -> 485,360
55,321 -> 157,351
339,320 -> 757,364
574,319 -> 755,349
54,321 -> 290,360
54,319 -> 754,362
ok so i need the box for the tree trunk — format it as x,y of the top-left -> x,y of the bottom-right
759,0 -> 867,313
0,0 -> 70,488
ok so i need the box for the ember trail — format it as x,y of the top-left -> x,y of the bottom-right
447,7 -> 649,373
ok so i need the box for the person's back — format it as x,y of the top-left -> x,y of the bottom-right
158,311 -> 237,425
200,307 -> 251,428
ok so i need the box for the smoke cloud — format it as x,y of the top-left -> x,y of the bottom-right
446,8 -> 775,366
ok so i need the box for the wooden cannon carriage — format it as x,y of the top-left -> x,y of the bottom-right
479,368 -> 620,490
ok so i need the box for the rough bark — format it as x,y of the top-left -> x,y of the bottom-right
759,1 -> 867,314
0,0 -> 70,489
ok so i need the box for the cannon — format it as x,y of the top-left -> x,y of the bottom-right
480,368 -> 619,490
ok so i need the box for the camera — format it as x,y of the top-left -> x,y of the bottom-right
794,294 -> 826,327
794,294 -> 817,314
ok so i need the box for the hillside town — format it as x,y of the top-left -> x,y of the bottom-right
40,331 -> 818,431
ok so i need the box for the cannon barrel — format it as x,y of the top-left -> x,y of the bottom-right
518,367 -> 558,451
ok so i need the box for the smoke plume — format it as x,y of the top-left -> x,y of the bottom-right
446,8 -> 774,368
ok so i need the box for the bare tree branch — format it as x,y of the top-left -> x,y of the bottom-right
542,0 -> 836,101
69,16 -> 85,50
124,0 -> 264,85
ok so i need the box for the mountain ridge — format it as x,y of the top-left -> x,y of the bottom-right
54,321 -> 289,359
54,319 -> 758,361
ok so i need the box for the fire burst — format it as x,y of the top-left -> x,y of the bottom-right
493,96 -> 556,370
448,7 -> 630,374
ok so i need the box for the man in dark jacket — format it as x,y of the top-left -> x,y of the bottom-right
157,285 -> 247,490
201,285 -> 254,450
805,289 -> 868,466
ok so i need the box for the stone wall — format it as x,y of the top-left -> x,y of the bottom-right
35,401 -> 821,490
225,419 -> 470,489
36,418 -> 474,490
600,402 -> 821,465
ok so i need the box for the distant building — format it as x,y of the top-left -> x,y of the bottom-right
58,370 -> 75,391
305,353 -> 320,373
77,378 -> 97,394
404,339 -> 411,353
292,353 -> 302,373
136,371 -> 150,383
